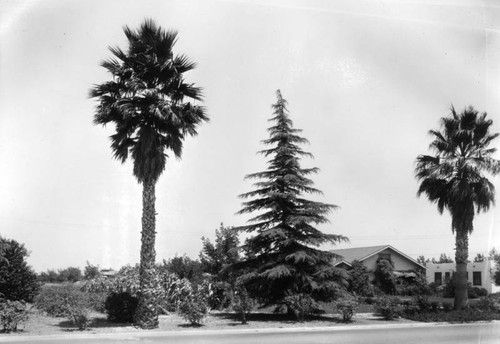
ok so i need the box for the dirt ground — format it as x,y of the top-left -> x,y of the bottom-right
3,306 -> 416,337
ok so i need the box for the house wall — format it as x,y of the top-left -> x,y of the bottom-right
425,260 -> 493,294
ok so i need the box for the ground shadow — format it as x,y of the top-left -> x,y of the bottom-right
211,312 -> 344,325
56,316 -> 133,332
177,323 -> 204,328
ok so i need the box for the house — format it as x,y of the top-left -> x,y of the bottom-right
330,245 -> 426,279
425,260 -> 499,294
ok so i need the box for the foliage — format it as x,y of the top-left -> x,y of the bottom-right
38,267 -> 83,283
473,253 -> 485,263
104,292 -> 138,323
199,223 -> 240,278
0,237 -> 40,302
416,255 -> 428,267
0,299 -> 29,333
283,293 -> 321,322
348,260 -> 373,297
489,248 -> 500,286
177,284 -> 209,326
158,272 -> 192,312
232,285 -> 254,324
431,253 -> 454,264
374,259 -> 396,295
336,298 -> 358,322
162,256 -> 203,284
206,281 -> 232,310
415,106 -> 500,309
395,271 -> 430,296
375,296 -> 402,320
234,90 -> 348,308
34,284 -> 91,330
84,262 -> 101,280
442,275 -> 488,299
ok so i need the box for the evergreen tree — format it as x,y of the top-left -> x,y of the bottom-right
234,90 -> 348,310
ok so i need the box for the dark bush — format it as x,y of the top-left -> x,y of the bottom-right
283,294 -> 321,322
104,292 -> 138,323
442,302 -> 453,312
404,308 -> 500,323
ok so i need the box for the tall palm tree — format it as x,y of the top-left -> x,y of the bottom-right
415,106 -> 499,310
90,19 -> 208,328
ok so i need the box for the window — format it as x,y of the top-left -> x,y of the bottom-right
473,271 -> 482,286
435,272 -> 442,285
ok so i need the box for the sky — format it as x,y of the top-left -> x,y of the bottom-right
0,0 -> 499,272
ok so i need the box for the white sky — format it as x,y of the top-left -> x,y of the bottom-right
0,0 -> 499,272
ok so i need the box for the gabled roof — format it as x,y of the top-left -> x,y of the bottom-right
330,245 -> 426,270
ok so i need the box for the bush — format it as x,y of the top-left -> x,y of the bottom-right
472,296 -> 499,312
336,299 -> 358,322
404,308 -> 500,323
104,292 -> 138,323
374,259 -> 397,295
178,298 -> 208,325
232,286 -> 254,324
283,294 -> 321,322
348,261 -> 373,297
33,284 -> 91,330
0,237 -> 40,302
442,302 -> 453,312
375,296 -> 402,320
469,287 -> 488,299
0,299 -> 29,333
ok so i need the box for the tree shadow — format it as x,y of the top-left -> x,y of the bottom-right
177,323 -> 204,328
56,316 -> 133,331
211,312 -> 344,325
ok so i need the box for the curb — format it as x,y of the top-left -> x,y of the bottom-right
1,320 -> 499,342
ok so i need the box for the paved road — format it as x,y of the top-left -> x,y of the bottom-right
1,322 -> 499,344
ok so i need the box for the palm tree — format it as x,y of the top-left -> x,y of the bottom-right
90,19 -> 208,328
415,106 -> 499,309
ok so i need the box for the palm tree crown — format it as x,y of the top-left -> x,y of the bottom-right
90,19 -> 208,184
415,106 -> 499,234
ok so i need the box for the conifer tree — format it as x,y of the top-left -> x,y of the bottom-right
234,90 -> 348,309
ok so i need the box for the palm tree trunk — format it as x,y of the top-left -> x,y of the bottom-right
134,180 -> 159,329
454,229 -> 469,310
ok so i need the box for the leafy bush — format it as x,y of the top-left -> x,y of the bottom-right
232,286 -> 254,324
375,296 -> 402,320
336,299 -> 358,322
0,299 -> 29,333
178,298 -> 208,325
158,273 -> 192,313
34,284 -> 91,330
374,259 -> 396,295
468,287 -> 488,299
442,302 -> 453,312
472,296 -> 499,312
104,292 -> 138,323
283,293 -> 321,322
348,261 -> 373,297
0,237 -> 40,302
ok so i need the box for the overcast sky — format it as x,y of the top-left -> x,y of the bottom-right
1,0 -> 499,272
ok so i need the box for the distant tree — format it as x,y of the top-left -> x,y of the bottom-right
84,262 -> 101,280
416,255 -> 429,267
431,253 -> 454,264
90,19 -> 208,329
233,90 -> 348,314
162,255 -> 203,283
38,270 -> 59,283
489,248 -> 500,286
473,253 -> 485,263
0,237 -> 40,302
415,106 -> 499,309
199,223 -> 240,278
58,267 -> 83,283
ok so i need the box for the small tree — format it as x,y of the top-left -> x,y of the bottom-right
374,258 -> 396,295
162,256 -> 203,284
473,253 -> 485,263
84,262 -> 101,280
431,253 -> 454,264
488,248 -> 500,286
0,237 -> 39,302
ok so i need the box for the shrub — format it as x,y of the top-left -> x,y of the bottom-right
104,292 -> 138,323
283,293 -> 321,322
348,261 -> 373,297
473,296 -> 499,312
33,284 -> 91,330
0,237 -> 40,302
336,299 -> 358,322
374,259 -> 396,295
178,298 -> 208,325
469,287 -> 488,299
158,273 -> 192,313
232,286 -> 254,324
404,308 -> 500,323
0,299 -> 29,333
375,296 -> 402,320
442,302 -> 453,312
